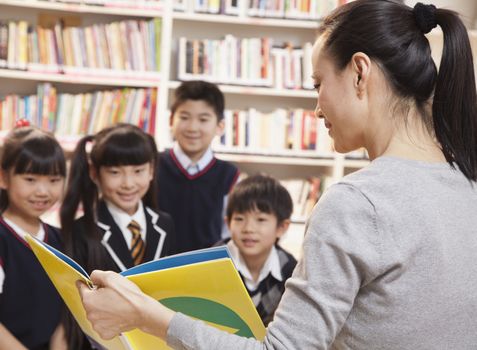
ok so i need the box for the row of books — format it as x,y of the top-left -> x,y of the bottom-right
0,84 -> 157,135
247,0 -> 342,19
174,0 -> 346,19
27,0 -> 164,9
282,176 -> 331,220
217,108 -> 333,154
178,36 -> 313,89
0,18 -> 162,77
174,0 -> 239,14
272,42 -> 313,90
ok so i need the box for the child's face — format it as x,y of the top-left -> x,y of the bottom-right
171,100 -> 224,162
1,171 -> 64,221
228,209 -> 288,261
93,163 -> 153,215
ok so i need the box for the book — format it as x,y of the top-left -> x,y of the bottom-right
25,235 -> 266,350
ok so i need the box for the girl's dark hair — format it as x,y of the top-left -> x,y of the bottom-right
226,174 -> 293,224
0,127 -> 66,212
170,80 -> 225,121
60,123 -> 159,349
319,0 -> 477,181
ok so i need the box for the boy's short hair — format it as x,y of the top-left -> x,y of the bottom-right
226,174 -> 293,224
170,80 -> 225,121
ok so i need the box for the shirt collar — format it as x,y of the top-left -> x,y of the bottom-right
173,142 -> 214,175
3,218 -> 45,242
226,240 -> 283,291
105,200 -> 147,241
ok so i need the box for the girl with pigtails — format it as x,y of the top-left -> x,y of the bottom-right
0,126 -> 66,350
79,1 -> 477,349
60,123 -> 174,349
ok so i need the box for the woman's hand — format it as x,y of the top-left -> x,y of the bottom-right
77,270 -> 175,341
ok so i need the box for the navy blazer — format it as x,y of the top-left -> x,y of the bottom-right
71,200 -> 174,273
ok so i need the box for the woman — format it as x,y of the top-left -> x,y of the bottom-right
78,1 -> 477,349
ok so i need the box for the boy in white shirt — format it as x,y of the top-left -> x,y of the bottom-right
157,81 -> 239,255
217,174 -> 297,326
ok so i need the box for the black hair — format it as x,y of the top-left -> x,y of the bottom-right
0,127 -> 66,212
226,174 -> 293,224
60,123 -> 159,349
319,0 -> 477,181
170,80 -> 225,121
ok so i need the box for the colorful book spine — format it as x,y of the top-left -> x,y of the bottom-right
1,18 -> 162,77
0,84 -> 158,136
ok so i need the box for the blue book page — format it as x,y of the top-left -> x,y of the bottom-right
121,245 -> 230,277
35,237 -> 90,279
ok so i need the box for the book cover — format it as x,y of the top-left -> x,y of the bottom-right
25,235 -> 265,350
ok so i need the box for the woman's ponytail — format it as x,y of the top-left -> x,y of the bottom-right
433,9 -> 477,181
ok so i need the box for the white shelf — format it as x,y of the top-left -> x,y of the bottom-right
169,80 -> 316,98
290,216 -> 307,224
0,69 -> 160,88
173,12 -> 318,29
0,0 -> 163,17
215,151 -> 335,167
344,159 -> 370,168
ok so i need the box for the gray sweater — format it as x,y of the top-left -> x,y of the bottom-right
167,156 -> 477,349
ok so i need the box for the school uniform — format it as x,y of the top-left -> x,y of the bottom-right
217,238 -> 297,326
157,144 -> 239,254
0,217 -> 62,350
71,200 -> 174,274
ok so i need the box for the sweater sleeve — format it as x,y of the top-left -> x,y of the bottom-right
167,183 -> 384,349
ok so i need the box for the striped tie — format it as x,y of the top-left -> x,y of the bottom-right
128,220 -> 145,266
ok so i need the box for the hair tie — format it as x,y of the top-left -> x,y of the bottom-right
14,118 -> 30,128
413,3 -> 437,34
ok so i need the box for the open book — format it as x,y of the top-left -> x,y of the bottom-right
26,235 -> 266,350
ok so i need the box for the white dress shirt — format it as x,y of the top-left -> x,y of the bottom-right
226,239 -> 283,292
173,141 -> 214,175
105,200 -> 147,249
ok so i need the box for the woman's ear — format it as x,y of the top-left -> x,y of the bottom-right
351,52 -> 371,98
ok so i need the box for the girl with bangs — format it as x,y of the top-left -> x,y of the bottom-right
0,126 -> 66,350
60,123 -> 174,350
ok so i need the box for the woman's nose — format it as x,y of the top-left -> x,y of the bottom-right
315,106 -> 324,119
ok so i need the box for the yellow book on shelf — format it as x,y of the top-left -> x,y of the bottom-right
25,235 -> 265,350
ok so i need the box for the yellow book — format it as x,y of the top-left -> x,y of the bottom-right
25,235 -> 265,350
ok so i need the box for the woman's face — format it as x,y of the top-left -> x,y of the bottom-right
311,36 -> 369,154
